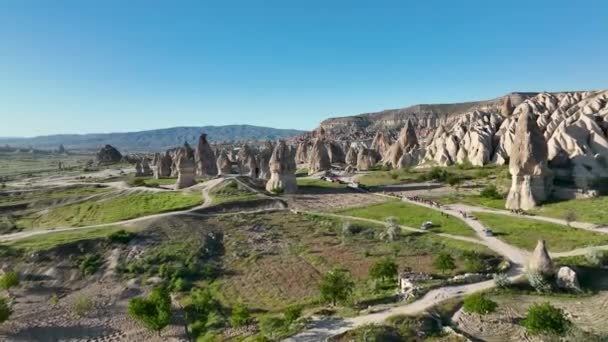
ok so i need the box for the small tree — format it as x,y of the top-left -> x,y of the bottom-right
526,270 -> 553,293
259,315 -> 287,339
369,258 -> 398,284
383,217 -> 400,242
522,302 -> 569,335
461,252 -> 486,273
586,248 -> 608,267
319,268 -> 355,306
229,302 -> 250,327
0,271 -> 19,295
564,211 -> 577,227
0,296 -> 11,323
493,273 -> 511,288
433,253 -> 456,275
462,293 -> 498,315
128,286 -> 172,337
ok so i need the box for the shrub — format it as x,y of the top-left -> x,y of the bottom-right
128,287 -> 172,336
73,295 -> 94,317
522,302 -> 569,335
49,294 -> 60,306
108,229 -> 134,244
259,315 -> 287,339
229,302 -> 250,327
446,174 -> 462,187
563,211 -> 577,226
586,248 -> 608,267
270,186 -> 284,195
0,296 -> 11,323
493,273 -> 511,288
284,304 -> 303,324
461,252 -> 487,273
79,254 -> 103,276
462,293 -> 498,315
0,271 -> 19,292
131,178 -> 146,187
526,271 -> 553,293
479,185 -> 502,199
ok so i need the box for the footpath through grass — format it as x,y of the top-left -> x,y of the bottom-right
21,191 -> 202,229
337,201 -> 476,238
474,212 -> 608,252
296,178 -> 347,188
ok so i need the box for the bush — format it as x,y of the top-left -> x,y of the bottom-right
433,253 -> 456,274
586,248 -> 608,266
0,271 -> 19,292
79,254 -> 103,276
462,293 -> 498,315
479,185 -> 503,199
0,296 -> 11,323
526,271 -> 553,293
229,302 -> 250,327
131,178 -> 146,187
369,258 -> 398,284
284,304 -> 303,324
522,302 -> 569,335
73,295 -> 94,317
270,186 -> 284,195
108,229 -> 134,244
461,252 -> 487,273
319,268 -> 355,306
493,273 -> 511,288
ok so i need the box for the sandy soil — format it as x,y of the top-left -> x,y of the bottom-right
285,188 -> 387,212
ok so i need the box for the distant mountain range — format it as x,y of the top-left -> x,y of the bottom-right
0,125 -> 306,152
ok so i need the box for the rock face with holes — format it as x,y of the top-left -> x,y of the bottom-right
96,144 -> 123,165
528,240 -> 554,277
506,106 -> 553,210
216,150 -> 232,175
155,151 -> 173,178
308,139 -> 331,175
175,147 -> 197,189
266,140 -> 297,194
195,133 -> 217,176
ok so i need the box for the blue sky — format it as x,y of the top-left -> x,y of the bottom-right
1,1 -> 607,137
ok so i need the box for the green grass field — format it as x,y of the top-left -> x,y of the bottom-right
209,179 -> 263,204
441,193 -> 506,210
20,191 -> 202,229
474,212 -> 608,252
337,201 -> 476,238
0,152 -> 92,179
7,226 -> 137,251
533,196 -> 608,225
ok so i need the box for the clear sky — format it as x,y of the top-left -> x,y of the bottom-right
1,0 -> 607,137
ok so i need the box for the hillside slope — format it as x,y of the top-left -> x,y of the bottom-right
0,125 -> 306,152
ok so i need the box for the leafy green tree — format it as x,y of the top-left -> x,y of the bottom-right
433,253 -> 456,274
229,302 -> 250,327
462,293 -> 498,315
0,271 -> 19,295
0,297 -> 11,323
128,286 -> 172,337
461,252 -> 486,273
369,258 -> 398,284
319,268 -> 355,306
522,302 -> 569,335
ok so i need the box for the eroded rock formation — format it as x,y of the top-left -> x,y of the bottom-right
345,147 -> 358,167
308,139 -> 331,175
195,134 -> 217,176
528,240 -> 554,277
238,144 -> 258,178
326,141 -> 345,164
257,141 -> 275,180
505,106 -> 552,210
175,147 -> 197,189
216,150 -> 232,175
96,145 -> 122,165
295,141 -> 310,164
371,131 -> 391,156
155,152 -> 172,178
266,140 -> 297,194
357,149 -> 379,171
383,120 -> 421,169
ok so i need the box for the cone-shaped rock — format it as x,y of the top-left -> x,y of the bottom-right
195,134 -> 218,176
528,239 -> 554,277
506,106 -> 552,210
266,140 -> 297,194
141,158 -> 152,176
295,141 -> 309,164
308,139 -> 331,175
326,141 -> 345,163
501,96 -> 514,116
382,120 -> 419,169
134,160 -> 143,177
96,144 -> 122,165
371,131 -> 391,156
257,141 -> 275,180
357,149 -> 379,171
216,150 -> 232,175
345,147 -> 358,167
175,147 -> 197,189
155,151 -> 173,178
238,144 -> 258,178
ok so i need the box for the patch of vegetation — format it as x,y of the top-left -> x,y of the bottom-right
0,296 -> 11,323
0,271 -> 19,293
433,252 -> 456,274
462,293 -> 498,314
107,229 -> 135,244
79,254 -> 103,276
522,302 -> 570,336
209,180 -> 261,204
22,192 -> 202,228
534,196 -> 608,225
333,313 -> 442,341
338,201 -> 476,237
441,193 -> 506,210
72,295 -> 94,317
319,268 -> 355,306
474,212 -> 608,252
